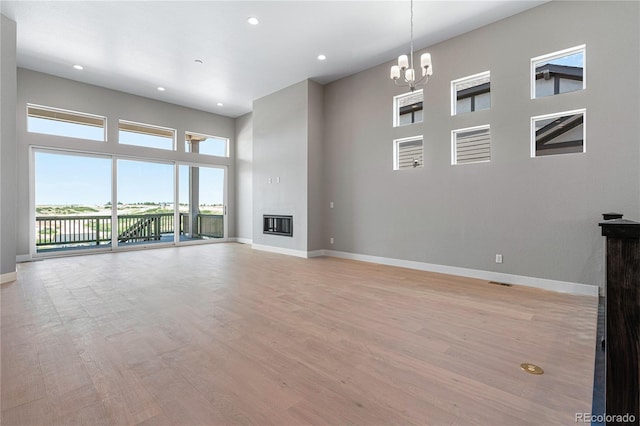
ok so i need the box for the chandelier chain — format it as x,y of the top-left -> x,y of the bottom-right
410,0 -> 414,71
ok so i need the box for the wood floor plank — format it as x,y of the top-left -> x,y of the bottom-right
52,401 -> 114,426
1,342 -> 47,410
47,383 -> 102,420
1,243 -> 598,425
1,398 -> 54,426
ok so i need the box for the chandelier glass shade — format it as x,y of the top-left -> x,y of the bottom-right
390,0 -> 433,92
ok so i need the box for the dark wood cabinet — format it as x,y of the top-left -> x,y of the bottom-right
600,215 -> 640,425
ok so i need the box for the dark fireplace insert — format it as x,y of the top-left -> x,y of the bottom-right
263,215 -> 293,237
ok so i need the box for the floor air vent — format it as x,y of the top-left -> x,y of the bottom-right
489,281 -> 512,287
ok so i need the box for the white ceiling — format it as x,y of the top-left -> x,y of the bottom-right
1,1 -> 545,118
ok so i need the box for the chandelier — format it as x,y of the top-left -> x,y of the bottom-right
390,0 -> 433,92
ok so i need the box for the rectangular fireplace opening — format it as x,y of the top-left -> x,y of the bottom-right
263,215 -> 293,237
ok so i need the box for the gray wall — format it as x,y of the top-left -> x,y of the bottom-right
307,80 -> 324,252
252,80 -> 309,251
0,15 -> 17,277
16,69 -> 236,257
235,112 -> 253,241
322,1 -> 639,288
251,79 -> 325,252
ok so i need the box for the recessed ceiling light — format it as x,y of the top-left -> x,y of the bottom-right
217,102 -> 223,107
317,54 -> 327,61
247,16 -> 259,25
157,87 -> 165,92
73,64 -> 84,70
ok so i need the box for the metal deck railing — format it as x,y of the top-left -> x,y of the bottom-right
35,213 -> 223,249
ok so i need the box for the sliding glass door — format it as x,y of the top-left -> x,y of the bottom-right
34,150 -> 112,253
178,164 -> 226,242
33,150 -> 226,255
116,159 -> 175,247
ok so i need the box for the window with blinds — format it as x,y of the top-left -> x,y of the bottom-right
452,125 -> 491,165
393,136 -> 423,170
119,120 -> 176,150
27,104 -> 106,141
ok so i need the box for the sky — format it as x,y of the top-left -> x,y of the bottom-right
543,51 -> 583,67
32,120 -> 225,206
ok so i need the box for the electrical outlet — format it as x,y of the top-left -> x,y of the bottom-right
330,237 -> 334,244
268,177 -> 272,184
495,254 -> 503,264
276,177 -> 280,183
330,202 -> 334,208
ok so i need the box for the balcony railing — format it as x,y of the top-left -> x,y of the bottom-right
118,213 -> 176,243
198,214 -> 224,238
35,213 -> 223,249
36,215 -> 112,246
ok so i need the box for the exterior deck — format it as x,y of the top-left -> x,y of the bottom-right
36,213 -> 223,252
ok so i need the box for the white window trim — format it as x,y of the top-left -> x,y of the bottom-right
185,131 -> 230,158
451,124 -> 491,165
118,119 -> 177,151
393,135 -> 423,171
27,103 -> 107,141
530,44 -> 586,99
392,89 -> 423,127
530,108 -> 586,158
450,71 -> 491,116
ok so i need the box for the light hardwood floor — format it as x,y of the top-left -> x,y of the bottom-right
2,243 -> 598,425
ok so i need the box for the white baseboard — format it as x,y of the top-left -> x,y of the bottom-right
252,244 -> 311,258
250,245 -> 326,259
235,238 -> 253,245
307,250 -> 326,258
16,254 -> 32,263
324,250 -> 599,297
1,271 -> 17,284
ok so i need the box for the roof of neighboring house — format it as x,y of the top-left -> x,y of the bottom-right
535,64 -> 584,80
